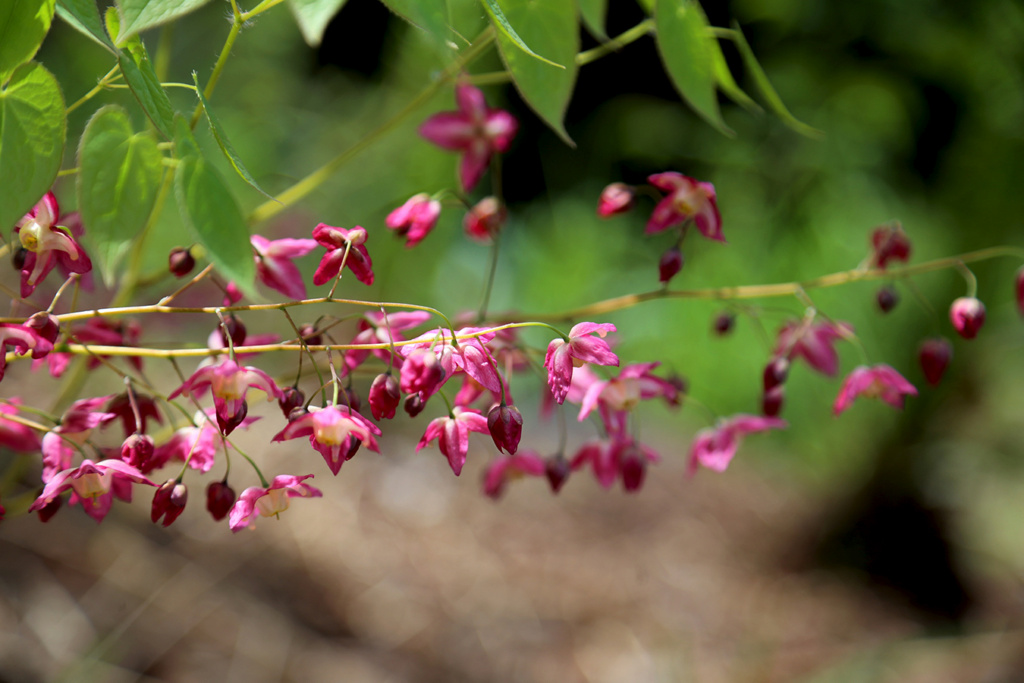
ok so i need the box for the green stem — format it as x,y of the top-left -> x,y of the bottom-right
576,19 -> 655,67
189,5 -> 245,128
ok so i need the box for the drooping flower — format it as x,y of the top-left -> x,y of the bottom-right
170,359 -> 283,435
1015,267 -> 1024,316
70,318 -> 144,371
544,322 -> 619,404
870,223 -> 911,269
0,322 -> 53,382
153,408 -> 259,474
833,364 -> 918,415
13,192 -> 93,297
416,407 -> 490,476
311,223 -> 374,287
251,235 -> 318,300
105,392 -> 163,437
41,396 -> 117,482
151,480 -> 188,527
658,246 -> 683,284
419,82 -> 518,192
483,451 -> 545,499
646,172 -> 723,241
918,338 -> 953,387
774,319 -> 853,377
687,415 -> 787,476
597,183 -> 635,217
344,310 -> 431,375
206,480 -> 236,521
368,373 -> 401,420
576,362 -> 682,425
273,404 -> 381,475
949,297 -> 985,339
487,402 -> 523,455
228,474 -> 322,531
463,197 -> 506,243
571,435 -> 661,491
29,459 -> 155,523
386,194 -> 442,248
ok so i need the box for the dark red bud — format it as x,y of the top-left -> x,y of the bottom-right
404,393 -> 426,418
206,480 -> 236,521
152,479 -> 187,527
876,285 -> 899,313
918,337 -> 953,387
369,373 -> 401,420
299,323 -> 322,347
949,297 -> 985,340
545,454 -> 571,493
216,400 -> 247,436
26,312 -> 60,344
219,315 -> 247,348
762,385 -> 785,417
121,433 -> 155,470
168,247 -> 195,278
279,387 -> 305,418
487,402 -> 523,455
621,448 -> 646,492
658,246 -> 683,284
762,358 -> 790,391
713,312 -> 735,336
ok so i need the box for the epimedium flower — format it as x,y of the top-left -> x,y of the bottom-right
273,404 -> 382,475
311,223 -> 374,287
687,415 -> 787,476
487,402 -> 523,455
416,407 -> 490,476
870,223 -> 911,269
483,451 -> 545,499
576,362 -> 682,425
344,310 -> 432,375
0,322 -> 53,383
169,359 -> 283,436
228,474 -> 322,532
833,364 -> 918,415
597,182 -> 635,217
154,408 -> 259,475
386,194 -> 442,248
646,172 -> 723,241
774,319 -> 853,377
13,192 -> 93,297
41,396 -> 117,483
544,322 -> 619,405
368,373 -> 401,420
419,82 -> 518,193
251,235 -> 318,300
29,459 -> 155,523
571,435 -> 660,491
151,480 -> 188,527
463,197 -> 506,244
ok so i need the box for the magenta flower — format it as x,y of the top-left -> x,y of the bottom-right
29,459 -> 155,523
151,480 -> 188,527
571,435 -> 660,491
311,223 -> 374,287
870,223 -> 911,269
646,172 -> 723,241
170,359 -> 282,435
71,318 -> 144,371
41,396 -> 117,482
386,194 -> 442,248
416,407 -> 490,476
0,322 -> 53,382
251,235 -> 317,300
344,310 -> 431,375
399,347 -> 447,397
419,82 -> 518,192
0,399 -> 42,452
597,183 -> 635,217
228,474 -> 322,531
487,402 -> 523,455
368,373 -> 401,420
155,408 -> 259,474
918,338 -> 953,387
949,297 -> 985,339
483,451 -> 545,499
687,415 -> 787,476
13,192 -> 93,297
463,197 -> 506,243
834,364 -> 918,415
544,322 -> 620,404
774,319 -> 853,377
577,362 -> 682,424
273,404 -> 381,475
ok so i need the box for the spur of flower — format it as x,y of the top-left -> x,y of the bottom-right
687,415 -> 787,476
169,359 -> 283,435
312,223 -> 374,286
646,172 -> 723,241
273,404 -> 382,475
544,323 -> 619,404
833,364 -> 917,415
228,474 -> 322,531
419,82 -> 518,192
14,191 -> 92,297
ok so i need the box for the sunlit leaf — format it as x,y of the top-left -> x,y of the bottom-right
77,105 -> 163,285
117,42 -> 175,139
655,0 -> 731,135
115,0 -> 212,43
578,0 -> 607,39
0,62 -> 65,234
0,0 -> 56,83
55,0 -> 116,52
173,118 -> 255,292
479,0 -> 566,68
288,0 -> 348,47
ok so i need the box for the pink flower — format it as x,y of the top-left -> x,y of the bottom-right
918,338 -> 953,387
483,451 -> 545,499
386,194 -> 442,248
29,459 -> 155,523
687,415 -> 787,476
597,183 -> 634,217
544,322 -> 620,404
774,319 -> 852,377
0,322 -> 53,382
577,362 -> 682,425
154,408 -> 259,474
13,192 -> 93,297
251,235 -> 317,300
949,297 -> 985,339
228,474 -> 322,531
151,480 -> 188,527
368,373 -> 401,420
463,197 -> 506,243
71,318 -> 143,371
273,404 -> 381,475
571,436 -> 660,491
41,396 -> 117,482
487,403 -> 523,455
870,223 -> 911,269
834,364 -> 917,415
0,399 -> 42,452
416,407 -> 490,476
344,310 -> 431,375
419,82 -> 518,192
170,359 -> 282,435
399,347 -> 447,397
646,172 -> 723,241
311,223 -> 374,287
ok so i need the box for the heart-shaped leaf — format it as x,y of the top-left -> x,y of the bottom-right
0,0 -> 56,83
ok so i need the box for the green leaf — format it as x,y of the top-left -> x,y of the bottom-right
709,34 -> 758,112
0,62 -> 65,234
635,0 -> 653,14
55,0 -> 116,52
288,0 -> 348,47
379,0 -> 451,49
0,0 -> 56,83
732,22 -> 822,138
654,0 -> 731,135
115,0 -> 212,43
447,0 -> 486,43
578,0 -> 607,39
117,43 -> 175,139
77,105 -> 162,285
487,0 -> 577,144
479,0 -> 566,68
191,72 -> 277,202
173,118 -> 255,292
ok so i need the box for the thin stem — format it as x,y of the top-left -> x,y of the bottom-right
190,6 -> 244,128
282,308 -> 328,406
158,263 -> 214,305
66,65 -> 121,115
955,261 -> 979,298
327,240 -> 353,299
478,229 -> 501,321
576,19 -> 655,67
47,275 -> 78,313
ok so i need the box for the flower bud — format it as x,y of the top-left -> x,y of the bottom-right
121,433 -> 155,470
463,197 -> 506,243
206,480 -> 236,521
621,447 -> 646,492
713,312 -> 735,336
218,315 -> 247,348
369,373 -> 401,420
545,454 -> 570,493
278,386 -> 305,418
949,297 -> 985,339
168,247 -> 195,278
762,386 -> 785,417
152,479 -> 187,527
222,281 -> 243,306
299,323 -> 322,347
26,311 -> 60,345
762,357 -> 790,391
400,349 -> 445,396
918,337 -> 953,386
876,285 -> 899,313
658,246 -> 683,284
216,399 -> 247,436
487,402 -> 523,455
404,393 -> 426,417
597,182 -> 635,217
